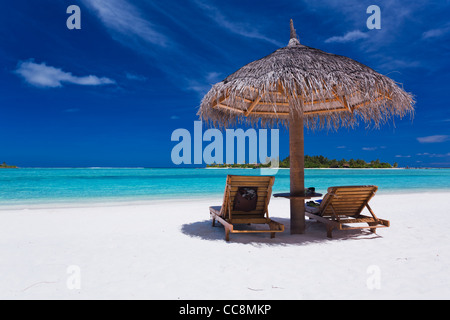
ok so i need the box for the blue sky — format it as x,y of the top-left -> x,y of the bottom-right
1,0 -> 449,167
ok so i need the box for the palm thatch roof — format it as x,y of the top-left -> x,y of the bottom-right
198,20 -> 415,130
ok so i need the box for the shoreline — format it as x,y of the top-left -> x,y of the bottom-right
2,167 -> 450,170
1,189 -> 450,211
205,167 -> 450,170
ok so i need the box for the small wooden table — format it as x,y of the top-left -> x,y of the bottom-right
274,192 -> 323,200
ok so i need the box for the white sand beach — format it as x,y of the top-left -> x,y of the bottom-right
1,192 -> 450,300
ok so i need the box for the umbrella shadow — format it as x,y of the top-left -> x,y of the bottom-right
181,217 -> 381,246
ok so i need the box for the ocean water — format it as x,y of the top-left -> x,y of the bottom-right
0,168 -> 449,206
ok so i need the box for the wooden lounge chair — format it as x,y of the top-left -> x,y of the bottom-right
210,175 -> 284,241
305,186 -> 390,238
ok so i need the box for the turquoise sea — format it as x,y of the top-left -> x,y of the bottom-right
0,168 -> 450,206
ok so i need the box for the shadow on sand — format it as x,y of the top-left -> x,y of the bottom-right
181,217 -> 381,246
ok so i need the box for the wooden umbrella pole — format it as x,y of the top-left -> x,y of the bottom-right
289,111 -> 306,234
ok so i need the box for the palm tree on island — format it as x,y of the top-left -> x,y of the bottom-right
207,155 -> 395,169
0,162 -> 18,169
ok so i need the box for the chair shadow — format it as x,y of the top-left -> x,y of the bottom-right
181,217 -> 382,246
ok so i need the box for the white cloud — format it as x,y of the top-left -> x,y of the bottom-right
417,152 -> 450,158
192,0 -> 283,47
422,24 -> 450,40
81,0 -> 213,96
325,30 -> 369,43
395,155 -> 411,158
81,0 -> 168,47
417,135 -> 450,143
423,29 -> 446,39
205,72 -> 222,84
376,58 -> 422,71
15,61 -> 115,88
362,147 -> 377,151
126,73 -> 148,81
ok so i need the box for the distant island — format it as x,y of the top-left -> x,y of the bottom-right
207,155 -> 398,169
0,162 -> 18,169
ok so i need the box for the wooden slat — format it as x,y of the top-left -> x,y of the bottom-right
323,213 -> 360,217
244,94 -> 263,116
334,190 -> 374,194
216,103 -> 245,114
335,188 -> 376,193
331,87 -> 352,112
230,218 -> 269,224
212,94 -> 228,108
230,204 -> 267,212
334,188 -> 375,192
328,205 -> 366,210
327,199 -> 367,204
330,203 -> 366,207
332,194 -> 372,198
229,176 -> 273,181
326,210 -> 364,215
230,228 -> 284,234
334,217 -> 379,224
229,194 -> 268,200
339,225 -> 388,231
229,182 -> 271,187
330,186 -> 376,190
229,203 -> 267,209
350,97 -> 385,110
229,189 -> 267,194
327,203 -> 365,208
229,186 -> 269,192
249,111 -> 290,116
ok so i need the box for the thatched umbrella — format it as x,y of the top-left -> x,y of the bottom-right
198,20 -> 415,234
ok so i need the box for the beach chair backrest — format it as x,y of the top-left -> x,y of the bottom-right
222,175 -> 275,219
319,186 -> 378,217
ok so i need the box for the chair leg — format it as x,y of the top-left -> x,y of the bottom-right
212,217 -> 216,227
326,226 -> 334,238
271,232 -> 276,239
368,222 -> 377,234
225,229 -> 230,242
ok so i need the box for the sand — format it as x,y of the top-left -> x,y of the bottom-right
0,192 -> 449,300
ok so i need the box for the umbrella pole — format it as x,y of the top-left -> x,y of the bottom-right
289,112 -> 306,234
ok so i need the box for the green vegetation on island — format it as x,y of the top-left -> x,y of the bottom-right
207,155 -> 398,169
0,162 -> 18,169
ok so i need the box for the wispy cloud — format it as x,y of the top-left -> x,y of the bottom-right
417,135 -> 450,143
376,57 -> 422,71
362,146 -> 385,151
126,73 -> 148,82
325,30 -> 369,43
417,152 -> 450,158
81,0 -> 168,48
422,23 -> 450,40
192,0 -> 283,47
81,0 -> 222,96
15,60 -> 115,88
